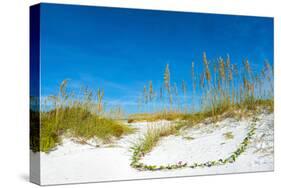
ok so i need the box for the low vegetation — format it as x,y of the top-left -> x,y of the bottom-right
130,116 -> 259,171
30,80 -> 133,153
132,125 -> 177,156
223,132 -> 234,140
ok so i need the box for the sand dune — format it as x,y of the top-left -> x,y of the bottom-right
36,113 -> 273,185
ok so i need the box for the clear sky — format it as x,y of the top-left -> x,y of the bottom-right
39,3 -> 273,114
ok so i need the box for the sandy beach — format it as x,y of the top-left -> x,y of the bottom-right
34,112 -> 273,185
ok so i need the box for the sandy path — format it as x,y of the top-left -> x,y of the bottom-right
37,113 -> 273,185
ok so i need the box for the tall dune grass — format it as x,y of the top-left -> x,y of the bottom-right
30,80 -> 133,153
133,53 -> 273,122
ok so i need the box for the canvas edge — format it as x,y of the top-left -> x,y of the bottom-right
30,3 -> 41,185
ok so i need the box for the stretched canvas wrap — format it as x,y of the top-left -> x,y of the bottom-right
30,3 -> 274,185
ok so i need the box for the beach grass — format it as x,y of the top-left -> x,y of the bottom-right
133,125 -> 177,155
130,53 -> 273,124
127,53 -> 273,157
128,98 -> 273,125
30,80 -> 134,153
38,108 -> 133,152
31,53 -> 273,153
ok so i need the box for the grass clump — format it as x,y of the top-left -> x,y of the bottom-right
136,125 -> 177,155
133,52 -> 273,123
31,80 -> 134,153
183,136 -> 194,140
223,132 -> 234,140
39,108 -> 132,152
128,112 -> 186,122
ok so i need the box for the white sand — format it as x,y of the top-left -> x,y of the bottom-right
36,113 -> 273,185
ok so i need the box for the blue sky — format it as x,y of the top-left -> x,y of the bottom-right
39,3 -> 273,114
